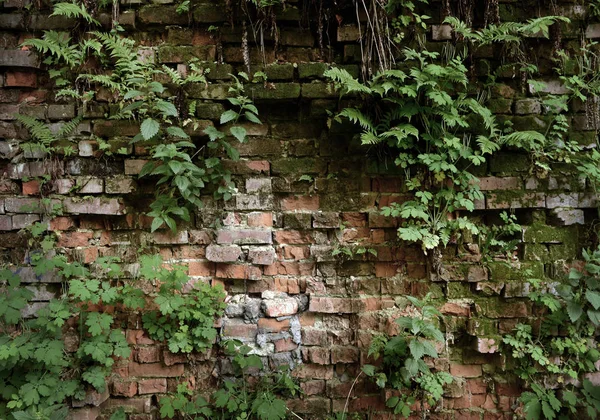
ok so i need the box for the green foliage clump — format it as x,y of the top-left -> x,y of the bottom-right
503,246 -> 600,419
361,294 -> 452,418
140,255 -> 226,354
159,340 -> 299,420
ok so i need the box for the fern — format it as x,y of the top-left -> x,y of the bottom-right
16,115 -> 56,146
339,108 -> 374,131
21,32 -> 82,67
323,67 -> 371,94
51,2 -> 99,25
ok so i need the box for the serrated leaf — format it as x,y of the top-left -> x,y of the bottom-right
220,110 -> 237,124
155,100 -> 178,117
166,126 -> 189,138
141,118 -> 160,140
566,301 -> 583,323
586,290 -> 600,309
229,126 -> 247,142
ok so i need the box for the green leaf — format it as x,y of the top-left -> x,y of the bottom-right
566,301 -> 583,323
166,126 -> 189,138
156,100 -> 178,117
586,290 -> 600,309
141,118 -> 160,140
229,126 -> 247,142
220,110 -> 238,124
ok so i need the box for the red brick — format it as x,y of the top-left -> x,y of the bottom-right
49,216 -> 76,231
5,71 -> 37,87
292,364 -> 333,380
257,317 -> 290,332
300,380 -> 326,396
57,231 -> 93,248
112,380 -> 137,397
22,180 -> 40,195
138,378 -> 167,394
306,347 -> 330,364
441,302 -> 471,317
331,346 -> 359,364
375,263 -> 399,278
309,297 -> 357,313
129,362 -> 185,377
215,263 -> 261,280
246,160 -> 270,172
450,364 -> 482,378
222,320 -> 258,339
188,261 -> 215,276
302,328 -> 328,345
274,338 -> 298,352
247,212 -> 273,227
135,346 -> 161,363
273,230 -> 313,244
341,212 -> 367,227
283,245 -> 310,260
281,195 -> 320,210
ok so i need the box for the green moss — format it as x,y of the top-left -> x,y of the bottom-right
488,261 -> 544,281
298,63 -> 328,79
523,223 -> 579,244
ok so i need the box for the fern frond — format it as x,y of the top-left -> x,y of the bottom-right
51,2 -> 99,25
324,67 -> 371,95
21,31 -> 82,67
339,108 -> 374,132
58,115 -> 83,138
16,114 -> 56,145
501,131 -> 546,151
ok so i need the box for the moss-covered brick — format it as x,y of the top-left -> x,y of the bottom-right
280,29 -> 314,47
193,102 -> 225,120
523,223 -> 578,244
301,83 -> 337,99
271,158 -> 326,175
447,282 -> 474,299
514,99 -> 541,115
488,261 -> 544,281
167,27 -> 193,45
487,98 -> 512,114
486,192 -> 545,209
310,99 -> 336,117
192,2 -> 226,22
158,46 -> 216,63
202,63 -> 233,80
489,153 -> 530,174
93,120 -> 139,138
264,64 -> 294,80
569,130 -> 597,147
139,5 -> 188,25
523,243 -> 549,261
467,318 -> 498,336
283,213 -> 312,229
185,83 -> 230,100
246,83 -> 301,100
298,63 -> 328,79
548,242 -> 579,261
509,115 -> 552,132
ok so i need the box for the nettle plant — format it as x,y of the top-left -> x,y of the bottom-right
361,294 -> 451,419
503,247 -> 600,419
159,340 -> 300,420
0,221 -> 225,419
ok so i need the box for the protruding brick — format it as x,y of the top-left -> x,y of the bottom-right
206,244 -> 242,262
248,246 -> 277,265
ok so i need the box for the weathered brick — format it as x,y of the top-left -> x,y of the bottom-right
63,198 -> 124,215
129,362 -> 185,377
206,244 -> 242,262
137,378 -> 167,394
248,246 -> 277,265
0,50 -> 39,67
263,297 -> 298,317
216,229 -> 272,245
216,264 -> 262,280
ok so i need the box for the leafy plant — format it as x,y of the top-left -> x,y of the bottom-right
503,246 -> 600,419
361,294 -> 452,418
159,340 -> 299,420
141,255 -> 225,354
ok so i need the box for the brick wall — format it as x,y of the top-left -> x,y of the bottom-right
0,0 -> 599,418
